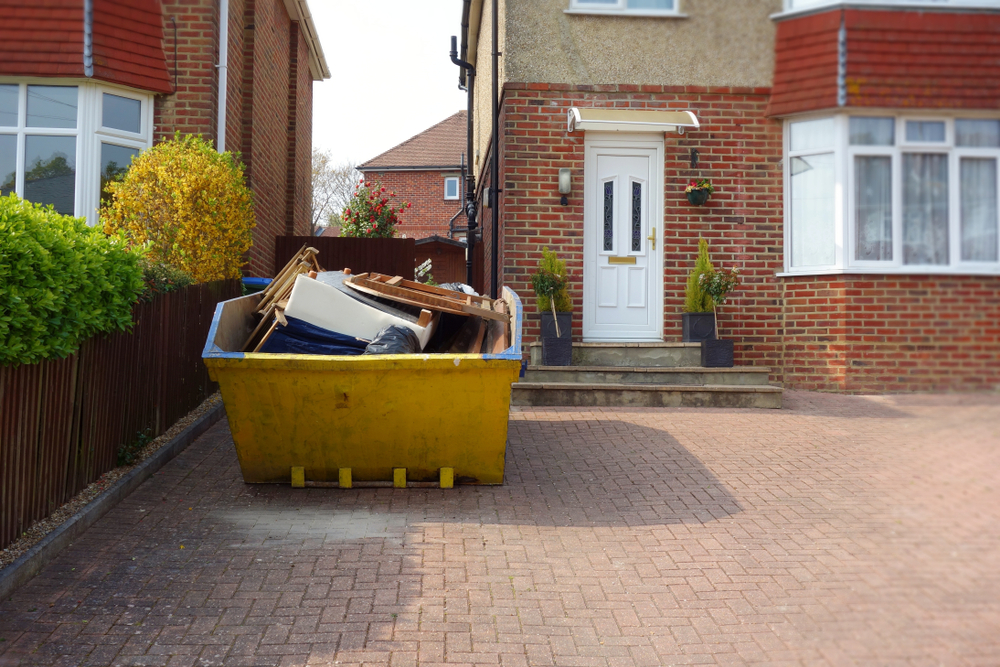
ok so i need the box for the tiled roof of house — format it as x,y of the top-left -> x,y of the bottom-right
768,8 -> 1000,117
0,2 -> 86,78
360,111 -> 467,171
0,0 -> 170,94
92,0 -> 172,94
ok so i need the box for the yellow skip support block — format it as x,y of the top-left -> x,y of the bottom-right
290,466 -> 305,488
339,468 -> 352,489
440,467 -> 454,489
393,468 -> 407,488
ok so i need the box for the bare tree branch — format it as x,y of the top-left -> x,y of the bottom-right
311,150 -> 359,235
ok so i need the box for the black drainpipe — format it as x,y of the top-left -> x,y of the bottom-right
450,31 -> 477,288
490,0 -> 500,299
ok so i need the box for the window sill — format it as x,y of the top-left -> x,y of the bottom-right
564,9 -> 688,18
778,268 -> 1000,278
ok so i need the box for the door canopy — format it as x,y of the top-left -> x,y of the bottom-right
568,108 -> 700,134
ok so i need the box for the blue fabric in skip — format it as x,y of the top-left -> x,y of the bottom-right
258,316 -> 368,356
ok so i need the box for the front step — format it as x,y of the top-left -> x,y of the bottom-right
524,365 -> 772,386
512,382 -> 782,409
529,342 -> 701,368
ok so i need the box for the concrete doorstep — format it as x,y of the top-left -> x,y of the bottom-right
0,403 -> 226,601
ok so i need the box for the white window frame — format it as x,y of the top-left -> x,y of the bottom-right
782,112 -> 1000,276
444,175 -> 460,200
0,78 -> 154,225
566,0 -> 684,18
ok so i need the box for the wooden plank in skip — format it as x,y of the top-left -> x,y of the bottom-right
345,275 -> 508,322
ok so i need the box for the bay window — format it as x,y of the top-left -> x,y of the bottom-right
783,114 -> 1000,275
0,81 -> 152,224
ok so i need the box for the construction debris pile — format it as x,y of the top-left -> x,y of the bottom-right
241,246 -> 511,356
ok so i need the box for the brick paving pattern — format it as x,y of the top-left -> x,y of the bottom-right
1,390 -> 998,666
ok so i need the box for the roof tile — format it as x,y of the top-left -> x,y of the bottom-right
360,112 -> 467,170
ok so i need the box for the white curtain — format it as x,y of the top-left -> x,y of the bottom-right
855,156 -> 892,260
903,153 -> 949,265
961,158 -> 999,262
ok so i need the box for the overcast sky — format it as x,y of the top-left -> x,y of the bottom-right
310,0 -> 468,167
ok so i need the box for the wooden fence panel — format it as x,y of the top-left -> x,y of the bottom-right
274,236 -> 416,278
0,279 -> 240,550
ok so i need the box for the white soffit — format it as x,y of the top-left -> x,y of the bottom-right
567,108 -> 700,134
283,0 -> 331,80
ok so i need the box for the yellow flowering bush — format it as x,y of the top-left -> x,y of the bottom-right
101,134 -> 255,282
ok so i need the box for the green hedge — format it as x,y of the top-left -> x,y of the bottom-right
0,194 -> 143,366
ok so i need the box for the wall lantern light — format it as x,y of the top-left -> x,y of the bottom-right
558,168 -> 571,205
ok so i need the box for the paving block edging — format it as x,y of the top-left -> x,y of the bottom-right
0,402 -> 226,601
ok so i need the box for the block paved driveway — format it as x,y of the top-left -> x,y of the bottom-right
2,390 -> 999,666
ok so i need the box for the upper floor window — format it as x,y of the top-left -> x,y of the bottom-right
783,0 -> 1000,12
567,0 -> 680,16
0,81 -> 151,223
784,113 -> 1000,275
444,176 -> 460,200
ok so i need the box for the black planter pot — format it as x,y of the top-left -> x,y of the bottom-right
701,339 -> 734,368
686,189 -> 710,206
540,311 -> 572,366
682,312 -> 716,342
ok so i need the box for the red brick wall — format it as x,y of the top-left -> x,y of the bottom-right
783,276 -> 1000,392
242,0 -> 291,275
156,0 -> 312,276
292,27 -> 313,238
156,0 -> 219,141
361,170 -> 466,240
498,83 -> 1000,392
500,83 -> 786,378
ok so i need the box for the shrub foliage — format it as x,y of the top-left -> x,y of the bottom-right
683,238 -> 715,313
532,247 -> 572,313
0,194 -> 143,366
101,134 -> 255,282
340,180 -> 409,238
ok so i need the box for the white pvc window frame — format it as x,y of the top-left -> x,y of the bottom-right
0,78 -> 154,225
566,0 -> 683,18
444,175 -> 460,200
782,111 -> 1000,276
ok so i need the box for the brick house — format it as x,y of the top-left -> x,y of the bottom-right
458,0 -> 1000,393
359,111 -> 469,241
0,0 -> 328,276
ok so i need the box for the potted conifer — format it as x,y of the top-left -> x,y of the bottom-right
682,238 -> 716,342
531,247 -> 572,366
698,267 -> 740,368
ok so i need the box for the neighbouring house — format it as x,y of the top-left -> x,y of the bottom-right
458,0 -> 1000,393
0,0 -> 329,276
359,111 -> 469,241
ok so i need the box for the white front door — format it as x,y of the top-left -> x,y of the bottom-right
582,137 -> 663,341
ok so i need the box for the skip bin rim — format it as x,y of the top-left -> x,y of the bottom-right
202,286 -> 523,360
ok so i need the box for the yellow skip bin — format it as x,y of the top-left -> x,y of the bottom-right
202,287 -> 523,486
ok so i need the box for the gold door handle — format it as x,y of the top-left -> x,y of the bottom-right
647,228 -> 656,250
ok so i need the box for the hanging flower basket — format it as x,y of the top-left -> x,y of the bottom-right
685,179 -> 714,206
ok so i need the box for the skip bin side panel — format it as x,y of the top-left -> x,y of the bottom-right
208,357 -> 520,484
